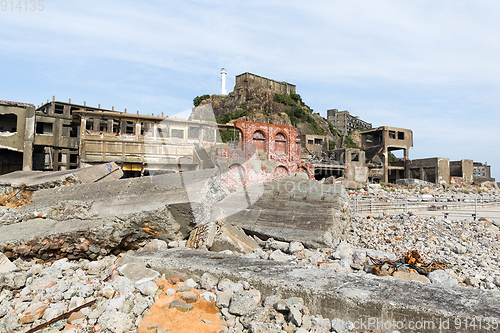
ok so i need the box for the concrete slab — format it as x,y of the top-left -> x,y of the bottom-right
0,162 -> 123,189
0,169 -> 228,261
215,178 -> 350,248
120,249 -> 500,333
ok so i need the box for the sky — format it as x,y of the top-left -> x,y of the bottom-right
1,0 -> 499,179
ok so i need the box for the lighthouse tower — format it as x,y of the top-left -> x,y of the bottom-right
221,68 -> 227,95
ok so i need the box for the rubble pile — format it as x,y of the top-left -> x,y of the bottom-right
0,253 -> 359,333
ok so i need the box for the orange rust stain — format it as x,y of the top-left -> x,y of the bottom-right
138,281 -> 223,333
141,227 -> 160,236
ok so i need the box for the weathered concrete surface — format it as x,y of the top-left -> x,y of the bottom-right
121,249 -> 500,333
0,168 -> 227,261
215,177 -> 350,248
0,162 -> 123,189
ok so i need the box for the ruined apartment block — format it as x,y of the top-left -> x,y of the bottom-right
216,120 -> 313,187
327,109 -> 372,135
75,109 -> 218,177
473,162 -> 495,183
408,157 -> 450,185
360,126 -> 413,183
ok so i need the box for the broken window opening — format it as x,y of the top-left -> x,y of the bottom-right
398,132 -> 405,140
141,122 -> 153,135
314,138 -> 323,145
86,118 -> 94,131
112,120 -> 120,134
351,152 -> 360,162
158,125 -> 170,138
253,130 -> 266,151
0,114 -> 18,132
36,122 -> 53,134
54,104 -> 65,115
275,132 -> 287,154
389,130 -> 396,139
124,121 -> 135,134
188,126 -> 200,139
99,119 -> 109,132
171,129 -> 184,139
308,140 -> 313,145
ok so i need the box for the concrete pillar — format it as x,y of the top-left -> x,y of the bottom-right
383,150 -> 388,183
420,168 -> 425,181
22,106 -> 35,171
78,117 -> 87,168
404,148 -> 410,178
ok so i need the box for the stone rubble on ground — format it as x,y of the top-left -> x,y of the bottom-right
0,181 -> 498,332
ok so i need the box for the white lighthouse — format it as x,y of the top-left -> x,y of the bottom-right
221,68 -> 227,95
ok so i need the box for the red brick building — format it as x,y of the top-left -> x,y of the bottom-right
216,121 -> 314,187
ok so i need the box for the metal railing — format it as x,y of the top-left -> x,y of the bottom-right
349,193 -> 500,219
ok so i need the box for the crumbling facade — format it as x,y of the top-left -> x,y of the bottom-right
235,72 -> 296,95
216,121 -> 313,187
327,109 -> 372,135
450,159 -> 474,185
0,99 -> 219,177
298,134 -> 329,158
0,101 -> 35,174
473,162 -> 495,183
408,157 -> 450,185
74,110 -> 218,177
360,126 -> 413,183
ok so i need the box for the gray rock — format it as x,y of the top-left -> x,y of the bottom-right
240,307 -> 271,328
184,278 -> 198,289
288,241 -> 304,254
199,272 -> 218,290
136,280 -> 158,297
143,239 -> 169,251
269,240 -> 290,252
200,291 -> 216,302
285,297 -> 304,311
229,291 -> 259,315
98,310 -> 132,333
111,276 -> 135,295
263,295 -> 281,309
269,249 -> 294,261
216,290 -> 233,308
118,263 -> 159,284
0,252 -> 17,273
428,270 -> 457,287
168,300 -> 194,313
289,304 -> 302,326
249,322 -> 283,333
218,279 -> 243,293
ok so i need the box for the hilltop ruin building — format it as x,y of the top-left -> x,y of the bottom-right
235,72 -> 296,95
327,109 -> 372,135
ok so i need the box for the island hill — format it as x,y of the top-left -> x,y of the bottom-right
190,72 -> 363,151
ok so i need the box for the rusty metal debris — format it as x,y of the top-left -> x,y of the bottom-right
25,299 -> 97,333
0,185 -> 33,208
367,250 -> 451,276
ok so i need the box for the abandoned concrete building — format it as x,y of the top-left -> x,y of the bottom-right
473,162 -> 495,183
298,134 -> 329,158
215,120 -> 314,187
360,126 -> 413,183
311,148 -> 368,186
327,109 -> 372,135
0,101 -> 36,174
235,72 -> 296,95
0,99 -> 219,177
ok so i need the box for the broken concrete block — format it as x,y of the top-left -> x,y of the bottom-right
215,177 -> 350,248
0,168 -> 227,261
168,300 -> 194,313
0,252 -> 16,273
210,224 -> 261,254
118,263 -> 159,284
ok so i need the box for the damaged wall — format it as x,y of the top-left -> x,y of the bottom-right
216,121 -> 314,187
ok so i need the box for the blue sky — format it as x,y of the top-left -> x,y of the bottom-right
1,0 -> 499,179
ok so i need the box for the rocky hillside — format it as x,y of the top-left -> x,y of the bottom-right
190,84 -> 341,146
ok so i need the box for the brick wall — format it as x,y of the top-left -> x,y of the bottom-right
216,121 -> 314,187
